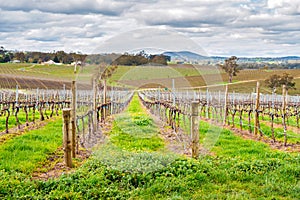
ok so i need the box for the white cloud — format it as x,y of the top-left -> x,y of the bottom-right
0,0 -> 132,15
267,0 -> 300,15
0,0 -> 299,56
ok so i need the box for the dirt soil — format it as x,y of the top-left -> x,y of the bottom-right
31,116 -> 115,181
140,102 -> 215,157
31,147 -> 91,181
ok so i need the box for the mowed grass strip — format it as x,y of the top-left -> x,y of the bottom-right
109,94 -> 164,152
0,118 -> 63,174
1,117 -> 300,198
222,112 -> 300,144
0,110 -> 40,132
132,121 -> 300,199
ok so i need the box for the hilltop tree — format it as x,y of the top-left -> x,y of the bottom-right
265,73 -> 296,93
14,52 -> 25,62
53,55 -> 59,63
265,74 -> 282,93
149,54 -> 168,65
280,73 -> 296,91
219,56 -> 239,83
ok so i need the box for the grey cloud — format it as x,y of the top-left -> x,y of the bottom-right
129,1 -> 247,28
0,0 -> 299,56
0,0 -> 132,16
93,28 -> 208,55
267,0 -> 300,15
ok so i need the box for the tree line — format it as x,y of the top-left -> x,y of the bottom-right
111,51 -> 170,66
1,47 -> 170,66
0,46 -> 87,64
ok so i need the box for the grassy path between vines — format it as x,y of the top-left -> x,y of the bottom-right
1,94 -> 300,199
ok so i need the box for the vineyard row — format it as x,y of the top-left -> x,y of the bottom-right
139,83 -> 300,146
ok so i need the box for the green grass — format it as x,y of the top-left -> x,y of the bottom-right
259,113 -> 300,129
0,63 -> 80,82
222,111 -> 300,144
1,95 -> 300,199
3,63 -> 300,95
0,118 -> 63,174
195,106 -> 300,144
108,94 -> 164,152
2,120 -> 299,199
0,109 -> 40,132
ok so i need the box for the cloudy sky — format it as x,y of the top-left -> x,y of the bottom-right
0,0 -> 299,57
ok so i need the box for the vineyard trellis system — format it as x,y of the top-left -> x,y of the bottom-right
139,82 -> 300,147
74,87 -> 133,149
0,88 -> 72,133
0,84 -> 133,151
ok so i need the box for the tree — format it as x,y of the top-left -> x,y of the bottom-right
280,73 -> 296,91
53,55 -> 59,63
0,46 -> 5,55
14,52 -> 25,62
264,74 -> 282,93
265,73 -> 296,92
149,54 -> 168,65
219,56 -> 239,83
55,51 -> 67,63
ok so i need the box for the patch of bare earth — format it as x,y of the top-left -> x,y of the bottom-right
139,101 -> 214,157
99,116 -> 114,136
31,147 -> 91,181
31,116 -> 115,181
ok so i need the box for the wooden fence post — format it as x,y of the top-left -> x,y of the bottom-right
254,81 -> 260,135
71,81 -> 76,158
63,109 -> 72,168
191,101 -> 200,159
223,84 -> 228,126
282,85 -> 287,146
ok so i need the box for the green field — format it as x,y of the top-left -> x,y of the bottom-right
1,94 -> 299,199
108,64 -> 300,94
0,118 -> 63,174
2,63 -> 300,94
1,63 -> 300,199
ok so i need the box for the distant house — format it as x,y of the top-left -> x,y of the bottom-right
42,60 -> 62,65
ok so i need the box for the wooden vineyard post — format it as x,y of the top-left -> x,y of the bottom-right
63,109 -> 72,168
282,85 -> 287,146
172,79 -> 175,106
206,88 -> 209,119
223,84 -> 228,126
103,79 -> 107,120
254,82 -> 260,135
5,108 -> 10,133
191,101 -> 200,159
158,87 -> 161,118
93,78 -> 98,131
71,81 -> 76,157
271,91 -> 275,142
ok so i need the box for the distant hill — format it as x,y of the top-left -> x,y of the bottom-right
162,51 -> 208,62
162,50 -> 300,63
